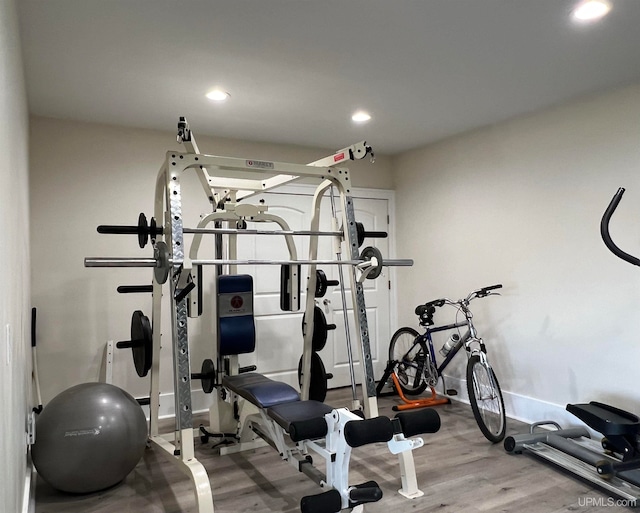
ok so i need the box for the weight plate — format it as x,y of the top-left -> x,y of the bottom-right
154,241 -> 170,284
149,216 -> 158,245
131,310 -> 152,377
138,213 -> 149,249
297,352 -> 329,402
301,306 -> 329,352
359,246 -> 383,280
356,222 -> 365,247
315,269 -> 328,298
201,359 -> 215,394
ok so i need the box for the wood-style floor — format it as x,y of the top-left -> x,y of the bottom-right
35,387 -> 633,512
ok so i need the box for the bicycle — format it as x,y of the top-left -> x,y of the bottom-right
378,284 -> 506,442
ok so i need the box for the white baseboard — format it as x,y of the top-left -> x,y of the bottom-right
442,374 -> 589,432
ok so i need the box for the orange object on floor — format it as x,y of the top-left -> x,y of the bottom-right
390,372 -> 450,411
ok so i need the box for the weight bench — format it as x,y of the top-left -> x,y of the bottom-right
222,371 -> 441,512
214,275 -> 440,511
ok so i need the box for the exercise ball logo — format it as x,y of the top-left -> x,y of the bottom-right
64,428 -> 101,437
230,295 -> 243,309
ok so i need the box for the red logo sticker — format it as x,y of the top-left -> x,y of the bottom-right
230,296 -> 243,309
334,152 -> 345,162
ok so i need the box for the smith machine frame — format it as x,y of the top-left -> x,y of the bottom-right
85,118 -> 413,512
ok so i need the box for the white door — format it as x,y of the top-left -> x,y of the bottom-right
233,188 -> 392,392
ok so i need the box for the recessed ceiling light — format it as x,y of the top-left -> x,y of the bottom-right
572,0 -> 611,22
351,111 -> 371,123
206,89 -> 230,102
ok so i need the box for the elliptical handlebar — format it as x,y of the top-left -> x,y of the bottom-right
601,188 -> 640,267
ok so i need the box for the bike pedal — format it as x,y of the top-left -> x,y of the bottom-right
446,389 -> 458,396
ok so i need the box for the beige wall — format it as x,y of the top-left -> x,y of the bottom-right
29,77 -> 640,430
0,0 -> 31,511
29,116 -> 393,404
393,82 -> 640,422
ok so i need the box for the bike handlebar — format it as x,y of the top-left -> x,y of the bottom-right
600,188 -> 640,267
476,284 -> 502,296
414,284 -> 502,320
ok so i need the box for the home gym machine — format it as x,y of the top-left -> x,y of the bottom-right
504,187 -> 640,504
85,118 -> 436,512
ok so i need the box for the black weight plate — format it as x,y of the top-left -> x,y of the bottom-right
301,306 -> 329,352
315,269 -> 328,298
154,241 -> 170,284
131,310 -> 152,377
138,213 -> 149,249
297,352 -> 329,403
201,359 -> 215,394
359,246 -> 383,280
356,222 -> 365,247
149,216 -> 158,245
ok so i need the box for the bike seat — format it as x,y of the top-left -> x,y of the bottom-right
567,401 -> 640,437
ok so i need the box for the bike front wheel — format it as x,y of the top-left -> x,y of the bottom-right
466,354 -> 506,443
388,327 -> 429,395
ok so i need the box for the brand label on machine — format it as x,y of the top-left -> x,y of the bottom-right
246,159 -> 274,170
218,292 -> 253,317
334,152 -> 345,162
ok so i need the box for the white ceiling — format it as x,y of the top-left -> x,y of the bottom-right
17,0 -> 640,155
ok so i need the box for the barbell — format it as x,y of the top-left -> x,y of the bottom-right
85,244 -> 411,284
97,213 -> 388,248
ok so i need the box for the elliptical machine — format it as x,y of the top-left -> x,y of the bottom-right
504,188 -> 640,503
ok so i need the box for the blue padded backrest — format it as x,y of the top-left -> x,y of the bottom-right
217,275 -> 256,356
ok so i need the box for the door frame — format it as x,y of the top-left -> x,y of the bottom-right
258,183 -> 400,381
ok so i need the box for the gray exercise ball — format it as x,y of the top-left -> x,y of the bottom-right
32,382 -> 147,494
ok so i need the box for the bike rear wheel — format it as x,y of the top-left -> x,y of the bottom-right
388,327 -> 429,395
466,354 -> 506,443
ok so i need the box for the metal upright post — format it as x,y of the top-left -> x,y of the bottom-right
300,180 -> 333,400
341,193 -> 379,418
165,163 -> 195,454
149,164 -> 167,438
147,154 -> 214,513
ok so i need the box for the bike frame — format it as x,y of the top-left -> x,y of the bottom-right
412,303 -> 488,386
424,322 -> 470,377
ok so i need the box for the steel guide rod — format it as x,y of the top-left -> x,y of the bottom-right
85,257 -> 413,267
183,227 -> 343,236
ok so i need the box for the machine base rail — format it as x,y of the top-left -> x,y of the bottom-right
525,441 -> 640,504
506,424 -> 640,506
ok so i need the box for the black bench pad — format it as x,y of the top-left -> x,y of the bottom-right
223,372 -> 300,408
567,401 -> 640,436
268,400 -> 333,442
